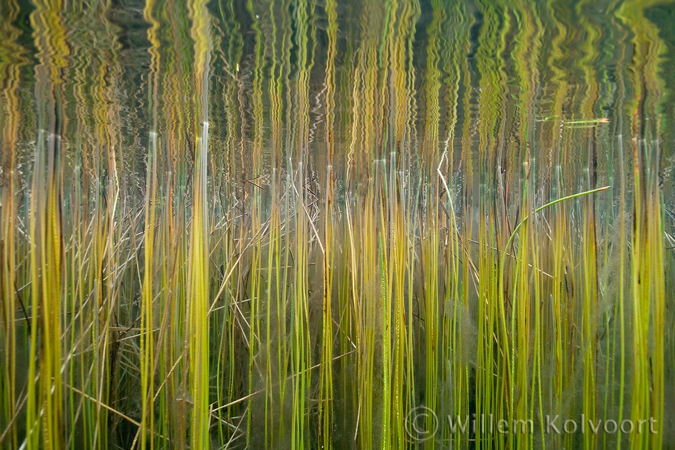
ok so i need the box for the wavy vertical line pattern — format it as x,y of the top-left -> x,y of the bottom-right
0,0 -> 672,449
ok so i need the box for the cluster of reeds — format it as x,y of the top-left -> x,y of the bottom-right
1,0 -> 674,449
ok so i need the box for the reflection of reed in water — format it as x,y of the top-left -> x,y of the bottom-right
0,0 -> 672,449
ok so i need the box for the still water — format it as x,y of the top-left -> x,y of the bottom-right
0,0 -> 673,448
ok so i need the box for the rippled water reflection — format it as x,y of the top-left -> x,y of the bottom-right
0,0 -> 673,448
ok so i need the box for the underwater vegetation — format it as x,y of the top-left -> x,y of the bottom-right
0,0 -> 674,448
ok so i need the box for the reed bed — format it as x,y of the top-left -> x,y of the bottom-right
1,0 -> 674,449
